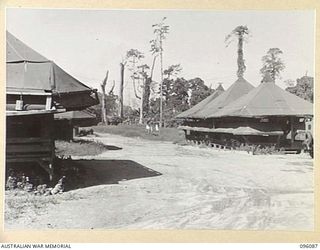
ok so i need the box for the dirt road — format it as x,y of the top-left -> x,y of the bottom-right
5,133 -> 314,230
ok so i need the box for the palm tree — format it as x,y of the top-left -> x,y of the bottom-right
225,25 -> 250,78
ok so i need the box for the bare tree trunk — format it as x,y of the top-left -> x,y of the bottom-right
101,70 -> 109,124
143,55 -> 158,115
132,80 -> 141,100
119,63 -> 125,118
159,39 -> 164,128
139,77 -> 145,124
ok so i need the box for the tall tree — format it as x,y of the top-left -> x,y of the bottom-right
126,49 -> 145,100
100,70 -> 109,124
260,48 -> 285,82
163,64 -> 182,80
162,64 -> 182,106
225,25 -> 250,78
119,61 -> 126,118
143,48 -> 159,116
137,64 -> 150,124
166,77 -> 189,114
152,17 -> 169,127
126,49 -> 147,124
189,77 -> 213,106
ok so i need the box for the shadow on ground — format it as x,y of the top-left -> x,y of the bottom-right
56,159 -> 162,191
103,145 -> 122,150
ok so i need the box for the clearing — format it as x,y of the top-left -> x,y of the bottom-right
5,132 -> 314,230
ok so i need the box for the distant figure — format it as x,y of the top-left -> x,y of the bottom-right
153,123 -> 160,136
146,124 -> 151,134
150,123 -> 154,134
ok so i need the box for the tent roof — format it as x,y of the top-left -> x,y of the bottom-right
177,77 -> 254,119
6,31 -> 49,63
176,89 -> 223,118
6,31 -> 99,110
211,80 -> 313,118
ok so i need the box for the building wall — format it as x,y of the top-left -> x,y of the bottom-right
6,113 -> 55,180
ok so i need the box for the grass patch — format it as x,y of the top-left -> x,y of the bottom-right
5,190 -> 60,221
5,189 -> 84,223
55,139 -> 108,157
92,124 -> 186,143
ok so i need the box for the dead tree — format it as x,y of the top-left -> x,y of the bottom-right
100,70 -> 109,124
119,62 -> 126,118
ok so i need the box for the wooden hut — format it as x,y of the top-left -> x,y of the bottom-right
6,31 -> 99,180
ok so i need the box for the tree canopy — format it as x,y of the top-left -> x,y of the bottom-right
260,48 -> 285,82
285,75 -> 313,103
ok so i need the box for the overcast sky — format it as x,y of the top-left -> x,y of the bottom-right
6,8 -> 315,106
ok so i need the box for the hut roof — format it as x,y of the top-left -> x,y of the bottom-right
210,80 -> 313,118
176,77 -> 254,119
6,31 -> 98,110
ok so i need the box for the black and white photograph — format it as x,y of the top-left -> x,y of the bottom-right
5,8 -> 315,232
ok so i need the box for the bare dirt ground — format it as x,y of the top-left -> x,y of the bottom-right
5,132 -> 314,230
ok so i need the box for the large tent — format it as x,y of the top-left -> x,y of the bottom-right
177,75 -> 313,150
6,31 -> 99,180
6,31 -> 98,110
211,78 -> 313,118
176,77 -> 254,119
